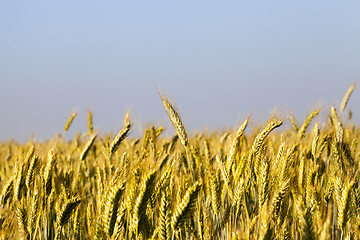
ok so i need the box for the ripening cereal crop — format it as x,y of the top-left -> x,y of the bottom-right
0,84 -> 359,239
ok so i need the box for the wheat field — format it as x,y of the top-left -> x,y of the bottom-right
0,85 -> 359,239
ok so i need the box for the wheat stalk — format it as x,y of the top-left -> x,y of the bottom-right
158,188 -> 171,240
80,134 -> 97,161
43,148 -> 57,196
171,182 -> 201,231
158,91 -> 188,149
88,110 -> 94,134
297,110 -> 319,139
340,83 -> 356,113
64,112 -> 77,132
130,170 -> 156,235
337,180 -> 355,231
227,119 -> 248,172
252,119 -> 283,156
56,197 -> 81,240
108,114 -> 131,159
104,182 -> 125,237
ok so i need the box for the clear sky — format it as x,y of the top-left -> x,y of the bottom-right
1,1 -> 360,141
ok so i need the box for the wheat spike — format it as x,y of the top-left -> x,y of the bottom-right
311,123 -> 320,159
232,177 -> 245,217
209,170 -> 221,216
43,148 -> 57,196
1,178 -> 14,206
80,134 -> 97,161
64,112 -> 77,132
108,114 -> 131,159
271,178 -> 290,223
337,180 -> 355,231
104,182 -> 125,237
56,197 -> 81,240
14,162 -> 26,201
289,115 -> 299,132
258,157 -> 270,209
158,188 -> 171,240
171,182 -> 201,231
27,191 -> 39,236
340,83 -> 356,113
88,110 -> 94,134
252,119 -> 283,155
131,170 -> 156,235
58,197 -> 81,227
158,91 -> 188,149
25,155 -> 39,191
17,203 -> 29,239
297,110 -> 319,139
151,164 -> 172,208
227,119 -> 248,171
73,209 -> 81,240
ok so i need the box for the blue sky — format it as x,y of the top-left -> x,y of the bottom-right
1,1 -> 360,141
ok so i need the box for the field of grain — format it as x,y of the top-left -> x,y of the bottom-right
0,85 -> 359,239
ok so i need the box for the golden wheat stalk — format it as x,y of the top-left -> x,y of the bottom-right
297,110 -> 319,139
17,203 -> 29,239
43,148 -> 57,196
88,110 -> 94,134
209,170 -> 221,216
104,182 -> 125,237
55,197 -> 81,239
311,123 -> 320,159
130,170 -> 156,235
64,112 -> 77,132
340,83 -> 356,113
258,157 -> 269,209
331,107 -> 344,144
14,162 -> 26,201
151,164 -> 172,208
108,114 -> 131,159
158,91 -> 188,149
158,188 -> 171,240
271,178 -> 290,222
28,190 -> 39,237
216,155 -> 233,200
227,119 -> 248,171
171,182 -> 201,231
1,178 -> 14,206
289,115 -> 299,132
80,134 -> 97,161
337,180 -> 354,231
74,209 -> 81,240
252,119 -> 283,155
25,155 -> 39,191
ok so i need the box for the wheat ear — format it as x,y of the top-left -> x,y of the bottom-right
25,155 -> 39,191
171,182 -> 201,231
158,188 -> 171,240
55,197 -> 81,239
131,170 -> 156,235
340,83 -> 356,113
337,180 -> 354,231
252,119 -> 283,155
64,112 -> 77,132
17,203 -> 29,239
227,119 -> 248,171
108,114 -> 131,159
158,91 -> 188,149
88,110 -> 94,134
104,182 -> 125,237
80,134 -> 97,161
297,110 -> 319,139
43,148 -> 56,196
